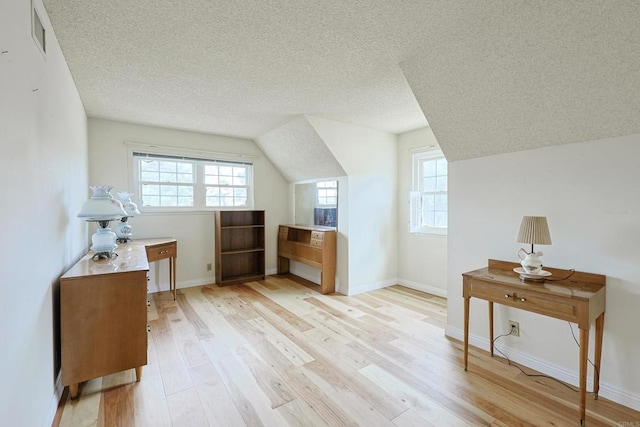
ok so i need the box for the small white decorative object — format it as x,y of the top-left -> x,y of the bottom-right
115,191 -> 141,242
517,248 -> 544,274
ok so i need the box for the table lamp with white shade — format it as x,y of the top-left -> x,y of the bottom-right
516,216 -> 552,278
78,185 -> 128,260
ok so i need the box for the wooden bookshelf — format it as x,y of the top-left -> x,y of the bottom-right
214,210 -> 265,286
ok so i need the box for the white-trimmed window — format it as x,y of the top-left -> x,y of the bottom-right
410,150 -> 448,234
316,180 -> 337,207
133,152 -> 253,211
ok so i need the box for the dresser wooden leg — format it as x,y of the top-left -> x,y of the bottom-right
135,366 -> 143,382
69,383 -> 79,400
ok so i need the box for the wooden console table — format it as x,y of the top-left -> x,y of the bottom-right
60,238 -> 177,399
277,225 -> 336,294
462,259 -> 606,426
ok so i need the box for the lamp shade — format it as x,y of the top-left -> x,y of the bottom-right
78,185 -> 127,221
516,216 -> 552,245
117,191 -> 141,217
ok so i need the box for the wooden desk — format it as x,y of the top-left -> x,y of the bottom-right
277,225 -> 336,294
143,238 -> 178,300
462,259 -> 605,427
60,238 -> 177,399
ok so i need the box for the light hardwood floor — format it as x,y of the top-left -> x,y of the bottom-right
54,274 -> 639,426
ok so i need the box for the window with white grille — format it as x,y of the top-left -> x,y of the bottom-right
133,152 -> 253,211
410,150 -> 448,235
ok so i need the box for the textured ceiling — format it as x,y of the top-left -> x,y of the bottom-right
401,1 -> 640,161
42,0 -> 430,139
255,116 -> 346,183
43,0 -> 640,161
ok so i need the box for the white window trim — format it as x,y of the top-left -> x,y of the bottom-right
126,143 -> 255,213
410,149 -> 448,235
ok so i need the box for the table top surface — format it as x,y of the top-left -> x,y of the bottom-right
463,259 -> 606,301
61,238 -> 176,279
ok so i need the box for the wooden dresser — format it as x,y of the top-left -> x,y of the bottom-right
277,225 -> 336,294
60,238 -> 176,399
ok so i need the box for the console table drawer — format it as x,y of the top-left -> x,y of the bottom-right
146,242 -> 177,262
468,280 -> 578,322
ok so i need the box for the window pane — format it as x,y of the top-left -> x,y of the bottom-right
141,160 -> 159,171
436,159 -> 448,175
144,195 -> 159,206
435,194 -> 447,211
177,173 -> 193,183
160,185 -> 177,196
424,177 -> 437,192
436,176 -> 448,192
178,186 -> 193,197
177,163 -> 193,174
219,166 -> 233,177
141,171 -> 159,182
159,161 -> 176,172
142,184 -> 160,195
423,160 -> 436,177
160,172 -> 177,182
178,196 -> 193,206
423,194 -> 435,211
434,211 -> 447,228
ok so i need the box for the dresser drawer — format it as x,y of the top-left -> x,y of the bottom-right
310,238 -> 324,248
311,231 -> 324,240
146,243 -> 176,262
468,279 -> 579,323
278,226 -> 289,240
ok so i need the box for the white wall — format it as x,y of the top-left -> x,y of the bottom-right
446,134 -> 640,410
87,118 -> 289,290
0,1 -> 88,425
397,127 -> 448,297
308,116 -> 398,295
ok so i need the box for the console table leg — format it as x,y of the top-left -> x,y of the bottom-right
579,327 -> 589,426
488,301 -> 494,357
593,313 -> 605,399
464,296 -> 470,371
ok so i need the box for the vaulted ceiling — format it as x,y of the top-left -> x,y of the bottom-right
44,0 -> 640,162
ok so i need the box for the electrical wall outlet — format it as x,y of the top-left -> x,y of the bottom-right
509,320 -> 520,337
206,263 -> 212,271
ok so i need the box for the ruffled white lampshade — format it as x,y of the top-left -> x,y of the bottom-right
78,185 -> 127,220
117,191 -> 141,216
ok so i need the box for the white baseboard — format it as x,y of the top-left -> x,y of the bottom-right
44,370 -> 63,427
445,325 -> 640,412
347,278 -> 397,296
396,278 -> 447,298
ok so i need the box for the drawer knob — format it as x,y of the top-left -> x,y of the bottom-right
505,294 -> 511,298
520,297 -> 527,302
159,250 -> 168,254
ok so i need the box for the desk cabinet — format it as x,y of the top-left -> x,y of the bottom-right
277,225 -> 336,294
60,238 -> 177,399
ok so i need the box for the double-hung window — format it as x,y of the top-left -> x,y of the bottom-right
133,152 -> 253,211
410,150 -> 448,234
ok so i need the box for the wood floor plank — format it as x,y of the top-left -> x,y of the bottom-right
166,387 -> 209,427
55,278 -> 640,427
190,362 -> 246,427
